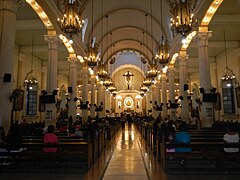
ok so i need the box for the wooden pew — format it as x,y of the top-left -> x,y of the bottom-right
160,141 -> 240,173
0,141 -> 93,173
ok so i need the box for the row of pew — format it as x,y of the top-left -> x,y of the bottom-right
135,121 -> 240,174
0,121 -> 120,173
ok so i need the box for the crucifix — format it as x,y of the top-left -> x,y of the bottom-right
123,71 -> 134,89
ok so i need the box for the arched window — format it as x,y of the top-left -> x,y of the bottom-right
24,70 -> 38,116
82,18 -> 88,42
222,79 -> 235,114
26,84 -> 38,115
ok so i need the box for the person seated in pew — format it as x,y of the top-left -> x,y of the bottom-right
43,125 -> 58,153
75,125 -> 83,137
0,126 -> 10,165
223,124 -> 239,153
175,123 -> 192,152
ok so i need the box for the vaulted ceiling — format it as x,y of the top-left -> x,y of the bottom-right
15,0 -> 240,82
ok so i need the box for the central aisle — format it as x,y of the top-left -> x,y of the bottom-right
102,125 -> 149,180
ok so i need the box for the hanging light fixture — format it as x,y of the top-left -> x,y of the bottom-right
108,84 -> 117,93
57,0 -> 84,42
24,35 -> 38,86
97,0 -> 108,80
146,0 -> 158,79
97,61 -> 108,80
156,0 -> 170,65
146,58 -> 158,78
143,76 -> 153,87
109,32 -> 116,64
140,85 -> 148,92
112,91 -> 118,97
84,0 -> 99,67
141,31 -> 147,64
168,0 -> 197,37
221,30 -> 236,84
103,75 -> 113,87
140,91 -> 146,97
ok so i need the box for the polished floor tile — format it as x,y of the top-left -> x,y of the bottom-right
102,125 -> 149,180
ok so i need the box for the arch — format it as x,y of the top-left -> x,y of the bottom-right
26,0 -> 77,56
86,8 -> 167,43
97,26 -> 158,47
200,0 -> 224,27
102,39 -> 154,61
170,0 -> 225,67
112,64 -> 145,79
106,48 -> 151,64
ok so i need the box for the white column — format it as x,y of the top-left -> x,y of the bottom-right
90,75 -> 95,118
97,84 -> 106,118
178,53 -> 189,122
168,65 -> 177,120
161,74 -> 167,119
44,34 -> 60,125
0,0 -> 20,130
81,66 -> 89,123
105,90 -> 111,113
196,31 -> 213,127
68,57 -> 78,121
146,90 -> 152,114
152,83 -> 160,119
40,66 -> 47,121
15,53 -> 24,121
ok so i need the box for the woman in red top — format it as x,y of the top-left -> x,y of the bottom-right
43,125 -> 58,152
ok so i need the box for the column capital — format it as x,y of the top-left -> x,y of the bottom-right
44,35 -> 61,50
178,54 -> 188,63
196,31 -> 212,40
195,31 -> 212,46
68,57 -> 78,63
0,0 -> 22,13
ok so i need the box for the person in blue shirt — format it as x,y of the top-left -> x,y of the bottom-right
175,123 -> 191,152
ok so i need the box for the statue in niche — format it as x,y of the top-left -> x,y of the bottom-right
123,71 -> 134,89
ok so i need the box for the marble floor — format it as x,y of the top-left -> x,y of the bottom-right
83,124 -> 167,180
102,125 -> 149,180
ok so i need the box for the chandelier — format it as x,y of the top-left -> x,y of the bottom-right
57,0 -> 84,39
155,0 -> 171,66
97,61 -> 108,80
24,35 -> 38,87
155,38 -> 170,65
168,0 -> 197,37
221,30 -> 236,84
140,91 -> 146,97
146,59 -> 158,78
103,76 -> 113,87
143,76 -> 153,87
140,85 -> 148,93
24,70 -> 38,86
84,0 -> 100,68
108,85 -> 117,93
85,39 -> 100,67
112,91 -> 118,97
